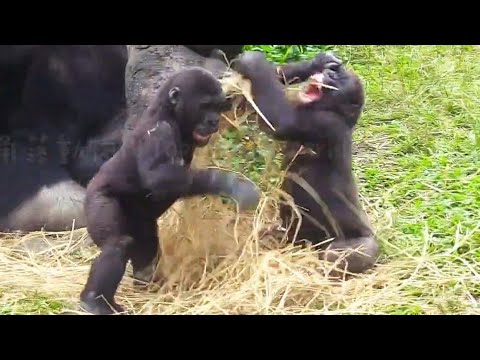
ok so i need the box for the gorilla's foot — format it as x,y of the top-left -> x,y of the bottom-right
79,291 -> 125,315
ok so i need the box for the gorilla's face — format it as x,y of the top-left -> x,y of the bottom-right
298,60 -> 365,127
190,92 -> 231,147
168,67 -> 232,147
298,62 -> 343,103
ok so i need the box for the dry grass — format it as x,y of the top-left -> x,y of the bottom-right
1,181 -> 478,315
1,46 -> 479,315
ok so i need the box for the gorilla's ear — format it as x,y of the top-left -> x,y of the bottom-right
168,87 -> 181,105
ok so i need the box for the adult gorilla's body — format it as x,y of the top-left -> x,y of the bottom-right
0,45 -> 243,232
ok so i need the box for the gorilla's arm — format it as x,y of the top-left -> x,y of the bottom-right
235,57 -> 298,141
68,138 -> 122,187
138,163 -> 257,208
276,52 -> 343,84
235,54 -> 348,143
136,139 -> 259,209
276,59 -> 316,84
66,116 -> 125,187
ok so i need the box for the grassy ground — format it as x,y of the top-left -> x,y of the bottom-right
0,45 -> 479,314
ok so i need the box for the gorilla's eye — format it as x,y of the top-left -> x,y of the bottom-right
200,97 -> 231,113
324,68 -> 340,81
325,62 -> 341,72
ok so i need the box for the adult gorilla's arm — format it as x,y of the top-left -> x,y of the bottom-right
66,113 -> 126,187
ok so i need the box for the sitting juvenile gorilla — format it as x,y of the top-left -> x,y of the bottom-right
80,67 -> 260,315
233,51 -> 378,274
0,45 -> 244,232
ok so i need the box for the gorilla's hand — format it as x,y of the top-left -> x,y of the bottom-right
310,51 -> 343,72
234,51 -> 344,88
229,178 -> 261,210
233,51 -> 274,80
209,169 -> 261,210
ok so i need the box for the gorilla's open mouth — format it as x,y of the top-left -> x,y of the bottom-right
298,73 -> 338,104
299,73 -> 324,103
193,131 -> 212,146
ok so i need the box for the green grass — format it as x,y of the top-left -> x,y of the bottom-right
0,290 -> 66,315
213,45 -> 480,314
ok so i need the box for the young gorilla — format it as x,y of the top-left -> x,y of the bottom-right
80,67 -> 260,315
233,51 -> 378,275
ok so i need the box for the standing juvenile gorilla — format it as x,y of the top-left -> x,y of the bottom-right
80,67 -> 260,315
233,51 -> 378,275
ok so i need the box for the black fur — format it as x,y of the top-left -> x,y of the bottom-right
234,51 -> 378,275
0,45 -> 128,231
0,45 -> 245,232
0,46 -> 40,134
80,67 -> 260,315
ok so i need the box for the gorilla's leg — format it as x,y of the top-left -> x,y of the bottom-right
321,235 -> 379,275
79,235 -> 132,315
0,179 -> 87,232
0,140 -> 88,232
128,220 -> 160,288
81,193 -> 132,315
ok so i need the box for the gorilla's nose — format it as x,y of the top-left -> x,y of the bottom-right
208,117 -> 219,127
